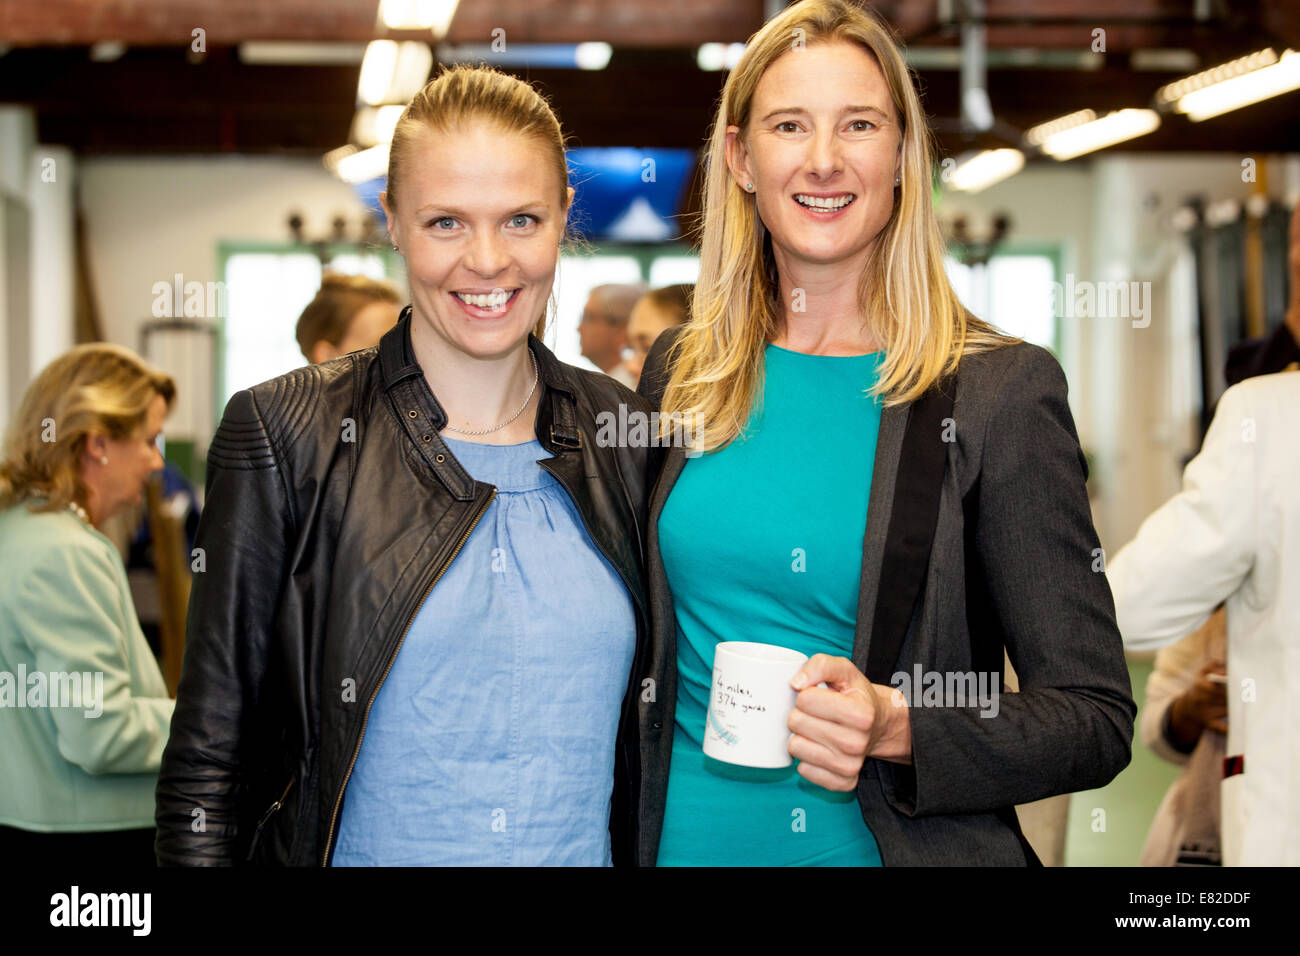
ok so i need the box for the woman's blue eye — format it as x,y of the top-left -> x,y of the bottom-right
432,217 -> 456,229
509,214 -> 537,227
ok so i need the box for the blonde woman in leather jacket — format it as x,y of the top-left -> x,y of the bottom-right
156,65 -> 661,866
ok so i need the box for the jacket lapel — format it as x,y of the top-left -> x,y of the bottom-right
855,382 -> 956,684
851,402 -> 907,675
533,363 -> 649,624
648,442 -> 687,532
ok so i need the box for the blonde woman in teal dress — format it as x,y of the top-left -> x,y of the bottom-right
635,0 -> 1134,866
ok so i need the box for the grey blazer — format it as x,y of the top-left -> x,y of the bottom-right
633,328 -> 1136,866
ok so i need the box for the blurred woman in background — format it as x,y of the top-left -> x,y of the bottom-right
624,283 -> 692,386
295,272 -> 402,365
579,283 -> 644,388
0,344 -> 176,864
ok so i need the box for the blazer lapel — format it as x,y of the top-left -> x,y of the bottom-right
855,382 -> 956,684
648,442 -> 687,531
851,402 -> 907,675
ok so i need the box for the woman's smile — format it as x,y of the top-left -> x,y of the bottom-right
450,287 -> 522,319
792,191 -> 858,218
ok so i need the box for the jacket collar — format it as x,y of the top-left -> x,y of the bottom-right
376,306 -> 582,499
379,306 -> 577,395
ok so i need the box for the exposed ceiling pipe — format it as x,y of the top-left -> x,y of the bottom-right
960,0 -> 995,132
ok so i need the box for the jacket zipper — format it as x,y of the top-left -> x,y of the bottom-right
246,775 -> 296,862
319,488 -> 496,865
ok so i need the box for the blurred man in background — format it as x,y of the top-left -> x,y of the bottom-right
579,283 -> 645,389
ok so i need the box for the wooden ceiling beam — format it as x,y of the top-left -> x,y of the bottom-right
0,0 -> 766,47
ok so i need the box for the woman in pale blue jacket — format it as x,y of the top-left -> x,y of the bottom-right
0,343 -> 176,863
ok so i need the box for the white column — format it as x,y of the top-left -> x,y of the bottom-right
27,145 -> 77,371
0,106 -> 36,196
0,106 -> 37,424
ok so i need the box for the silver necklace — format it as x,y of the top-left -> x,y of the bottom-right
443,349 -> 539,436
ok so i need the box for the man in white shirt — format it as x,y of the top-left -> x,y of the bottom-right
1107,369 -> 1300,865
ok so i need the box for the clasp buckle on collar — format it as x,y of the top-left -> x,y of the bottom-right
550,424 -> 582,449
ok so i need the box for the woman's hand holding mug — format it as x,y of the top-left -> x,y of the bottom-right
788,654 -> 913,792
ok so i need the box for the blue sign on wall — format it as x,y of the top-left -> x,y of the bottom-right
565,148 -> 696,241
352,147 -> 696,243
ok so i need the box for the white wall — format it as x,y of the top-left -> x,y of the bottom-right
0,108 -> 76,428
939,161 -> 1094,422
80,156 -> 375,348
29,146 -> 76,374
79,155 -> 380,442
1,107 -> 37,425
941,152 -> 1294,551
1086,154 -> 1251,548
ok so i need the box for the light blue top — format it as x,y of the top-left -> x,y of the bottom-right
332,436 -> 637,866
0,499 -> 174,832
656,343 -> 886,866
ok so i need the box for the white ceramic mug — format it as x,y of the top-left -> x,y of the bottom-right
702,641 -> 809,768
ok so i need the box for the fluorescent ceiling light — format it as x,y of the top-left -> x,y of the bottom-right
1158,48 -> 1300,122
239,43 -> 367,65
351,105 -> 407,147
905,48 -> 1101,70
1130,49 -> 1199,72
358,41 -> 398,104
89,42 -> 126,62
574,43 -> 613,71
380,0 -> 460,36
946,149 -> 1025,192
323,145 -> 359,174
1026,108 -> 1160,160
358,40 -> 432,105
336,144 -> 391,183
435,43 -> 611,69
697,43 -> 745,71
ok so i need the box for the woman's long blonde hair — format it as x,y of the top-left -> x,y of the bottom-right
0,344 -> 176,514
386,63 -> 574,341
662,0 -> 1013,451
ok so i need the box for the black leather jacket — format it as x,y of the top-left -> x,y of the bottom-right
156,309 -> 655,865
